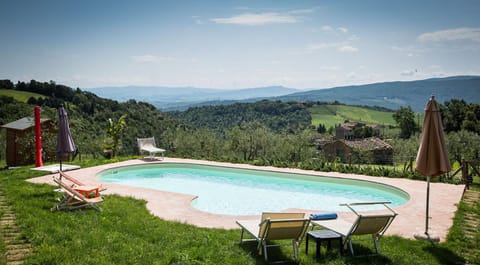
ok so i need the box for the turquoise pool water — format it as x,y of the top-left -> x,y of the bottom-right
98,163 -> 409,215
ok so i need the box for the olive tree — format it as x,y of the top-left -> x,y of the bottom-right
393,106 -> 418,139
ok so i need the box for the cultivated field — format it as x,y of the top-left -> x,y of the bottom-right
309,104 -> 398,129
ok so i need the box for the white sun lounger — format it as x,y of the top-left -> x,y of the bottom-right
137,137 -> 165,160
311,202 -> 397,257
236,212 -> 310,263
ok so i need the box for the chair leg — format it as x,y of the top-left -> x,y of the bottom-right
372,235 -> 379,254
239,228 -> 245,243
90,203 -> 102,211
347,236 -> 381,257
292,241 -> 299,262
257,239 -> 264,255
343,236 -> 351,255
348,238 -> 355,256
305,234 -> 309,254
263,242 -> 268,262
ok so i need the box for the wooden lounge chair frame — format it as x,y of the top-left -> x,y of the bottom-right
311,202 -> 397,257
59,170 -> 107,193
236,212 -> 310,263
137,137 -> 165,160
52,176 -> 103,211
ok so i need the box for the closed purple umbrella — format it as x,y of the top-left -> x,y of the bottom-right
415,96 -> 451,241
57,106 -> 76,171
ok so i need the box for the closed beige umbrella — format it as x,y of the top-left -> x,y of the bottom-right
415,96 -> 451,241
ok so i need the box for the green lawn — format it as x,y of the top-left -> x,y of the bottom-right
0,158 -> 477,264
0,89 -> 45,103
309,105 -> 397,129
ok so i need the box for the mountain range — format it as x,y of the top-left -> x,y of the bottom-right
85,85 -> 296,102
84,76 -> 480,112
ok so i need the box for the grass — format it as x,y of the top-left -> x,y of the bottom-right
0,158 -> 478,264
309,105 -> 397,129
0,89 -> 45,103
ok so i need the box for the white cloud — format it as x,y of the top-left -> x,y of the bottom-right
211,13 -> 297,26
347,34 -> 359,41
191,16 -> 203,24
338,45 -> 359,52
307,42 -> 358,53
320,25 -> 348,34
321,25 -> 333,32
131,55 -> 172,63
307,42 -> 341,50
401,69 -> 418,76
347,72 -> 357,79
320,66 -> 340,71
391,46 -> 402,51
391,45 -> 425,56
131,55 -> 159,63
418,27 -> 480,42
289,8 -> 317,14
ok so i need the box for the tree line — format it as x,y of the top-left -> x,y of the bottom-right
393,100 -> 480,139
169,100 -> 312,134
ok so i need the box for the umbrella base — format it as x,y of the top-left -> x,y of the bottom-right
414,232 -> 440,243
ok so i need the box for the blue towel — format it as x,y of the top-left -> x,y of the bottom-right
310,212 -> 338,220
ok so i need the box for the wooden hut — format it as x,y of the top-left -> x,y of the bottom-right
1,117 -> 54,167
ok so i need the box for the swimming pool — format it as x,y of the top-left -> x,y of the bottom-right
98,163 -> 409,215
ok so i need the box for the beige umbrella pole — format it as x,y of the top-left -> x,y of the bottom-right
425,176 -> 430,235
414,96 -> 451,242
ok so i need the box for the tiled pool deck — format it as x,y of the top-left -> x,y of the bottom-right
28,158 -> 465,241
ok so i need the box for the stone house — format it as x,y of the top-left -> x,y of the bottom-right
335,122 -> 381,140
322,137 -> 393,165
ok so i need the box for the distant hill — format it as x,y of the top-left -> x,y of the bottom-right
276,76 -> 480,112
84,85 -> 299,107
84,76 -> 480,112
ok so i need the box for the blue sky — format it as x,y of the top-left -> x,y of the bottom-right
1,0 -> 479,89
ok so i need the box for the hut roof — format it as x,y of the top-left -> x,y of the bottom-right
340,122 -> 362,130
1,117 -> 51,131
344,137 -> 392,151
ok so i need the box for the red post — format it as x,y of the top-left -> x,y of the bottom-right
34,106 -> 43,167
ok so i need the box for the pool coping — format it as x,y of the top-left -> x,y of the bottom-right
27,157 -> 465,241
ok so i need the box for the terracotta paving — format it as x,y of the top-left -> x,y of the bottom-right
27,158 -> 465,241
